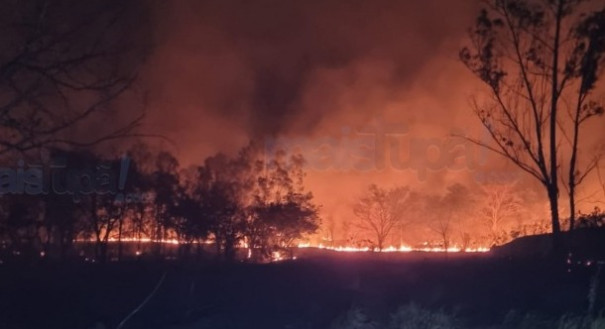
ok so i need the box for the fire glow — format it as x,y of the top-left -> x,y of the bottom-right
76,237 -> 184,245
74,238 -> 490,263
77,238 -> 491,253
297,243 -> 490,253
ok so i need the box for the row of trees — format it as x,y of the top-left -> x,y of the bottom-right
314,0 -> 605,255
345,176 -> 605,252
317,0 -> 605,255
0,0 -> 168,263
340,182 -> 549,251
0,143 -> 320,263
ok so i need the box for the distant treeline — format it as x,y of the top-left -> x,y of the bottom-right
0,142 -> 320,263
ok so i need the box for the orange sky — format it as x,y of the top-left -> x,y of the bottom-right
128,0 -> 605,235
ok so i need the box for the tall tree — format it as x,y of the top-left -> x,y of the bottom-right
561,8 -> 605,230
353,184 -> 411,251
245,148 -> 319,260
460,0 -> 605,249
195,153 -> 244,261
148,152 -> 181,256
479,182 -> 523,244
0,195 -> 44,258
190,143 -> 320,262
427,184 -> 476,251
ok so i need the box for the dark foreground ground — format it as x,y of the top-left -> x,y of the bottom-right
0,251 -> 603,329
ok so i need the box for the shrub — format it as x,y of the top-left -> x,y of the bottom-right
330,307 -> 378,329
388,303 -> 458,329
501,311 -> 605,329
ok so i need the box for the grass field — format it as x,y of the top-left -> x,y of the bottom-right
0,250 -> 602,329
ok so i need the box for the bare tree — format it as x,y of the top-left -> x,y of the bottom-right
88,193 -> 123,263
562,6 -> 605,229
432,213 -> 454,252
0,0 -> 151,155
479,182 -> 523,244
427,184 -> 476,251
460,0 -> 605,248
596,161 -> 605,206
353,184 -> 411,251
322,214 -> 337,246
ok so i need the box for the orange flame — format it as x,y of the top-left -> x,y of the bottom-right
297,243 -> 489,253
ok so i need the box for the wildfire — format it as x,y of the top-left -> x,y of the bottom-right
271,251 -> 284,261
297,243 -> 490,253
73,237 -> 490,260
75,237 -> 209,245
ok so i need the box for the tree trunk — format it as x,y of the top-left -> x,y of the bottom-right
569,187 -> 576,231
99,241 -> 108,263
568,92 -> 583,231
548,185 -> 562,254
225,242 -> 235,262
214,234 -> 222,261
196,241 -> 203,261
548,0 -> 563,255
154,223 -> 163,257
117,218 -> 123,261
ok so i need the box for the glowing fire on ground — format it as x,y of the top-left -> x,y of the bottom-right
296,243 -> 490,253
75,237 -> 207,245
76,237 -> 490,253
71,237 -> 488,263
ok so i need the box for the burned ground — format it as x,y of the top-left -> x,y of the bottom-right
0,251 -> 602,329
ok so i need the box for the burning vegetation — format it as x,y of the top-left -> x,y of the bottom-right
1,142 -> 591,264
2,0 -> 605,329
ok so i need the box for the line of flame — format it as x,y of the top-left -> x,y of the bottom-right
74,238 -> 489,253
296,243 -> 490,253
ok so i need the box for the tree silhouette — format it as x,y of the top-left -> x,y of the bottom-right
460,0 -> 605,250
191,153 -> 244,261
353,184 -> 411,251
0,195 -> 43,259
0,141 -> 319,263
0,0 -> 149,155
244,148 -> 319,260
479,182 -> 523,244
148,152 -> 181,257
426,184 -> 476,251
187,143 -> 320,262
42,192 -> 83,259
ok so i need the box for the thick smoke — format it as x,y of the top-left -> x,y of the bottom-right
141,0 -> 480,160
134,0 -> 605,238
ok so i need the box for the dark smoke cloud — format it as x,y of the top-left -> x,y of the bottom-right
141,0 -> 481,162
134,0 -> 605,225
